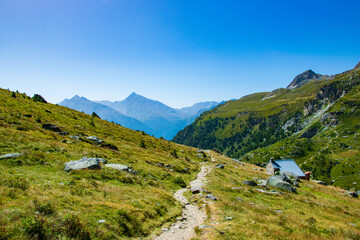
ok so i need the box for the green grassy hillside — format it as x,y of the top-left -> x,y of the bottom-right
0,87 -> 359,240
0,88 -> 205,239
173,63 -> 360,189
196,152 -> 360,240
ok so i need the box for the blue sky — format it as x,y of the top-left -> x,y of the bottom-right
1,0 -> 359,108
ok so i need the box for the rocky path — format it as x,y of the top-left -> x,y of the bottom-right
153,164 -> 210,240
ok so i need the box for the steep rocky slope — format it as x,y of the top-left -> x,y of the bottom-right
173,62 -> 360,189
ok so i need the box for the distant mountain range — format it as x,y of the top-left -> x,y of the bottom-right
59,93 -> 223,139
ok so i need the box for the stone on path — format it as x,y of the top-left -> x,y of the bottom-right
191,182 -> 202,194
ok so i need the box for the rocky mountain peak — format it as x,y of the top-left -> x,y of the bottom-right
124,92 -> 148,102
286,69 -> 322,89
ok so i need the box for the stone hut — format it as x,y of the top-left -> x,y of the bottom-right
266,158 -> 306,179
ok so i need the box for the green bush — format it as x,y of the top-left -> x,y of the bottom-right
139,139 -> 146,148
92,112 -> 100,119
22,217 -> 46,239
173,177 -> 186,188
34,200 -> 55,215
99,142 -> 119,150
62,214 -> 90,240
117,210 -> 143,237
170,149 -> 178,158
0,176 -> 29,190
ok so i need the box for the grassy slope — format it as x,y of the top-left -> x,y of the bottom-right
242,69 -> 360,188
0,88 -> 205,239
173,65 -> 360,189
196,152 -> 360,240
0,88 -> 359,240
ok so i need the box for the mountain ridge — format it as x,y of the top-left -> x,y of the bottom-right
173,62 -> 360,189
61,93 -> 221,139
59,95 -> 154,134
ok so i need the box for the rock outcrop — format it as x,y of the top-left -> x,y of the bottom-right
287,70 -> 322,89
0,153 -> 23,159
64,157 -> 107,172
105,163 -> 131,172
266,175 -> 297,193
42,124 -> 62,132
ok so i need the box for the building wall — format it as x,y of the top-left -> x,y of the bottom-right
266,163 -> 275,175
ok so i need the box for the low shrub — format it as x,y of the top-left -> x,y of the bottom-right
117,210 -> 144,237
173,177 -> 186,188
34,200 -> 55,215
22,217 -> 46,239
62,214 -> 90,240
0,176 -> 29,190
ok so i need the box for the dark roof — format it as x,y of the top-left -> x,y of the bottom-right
270,159 -> 305,177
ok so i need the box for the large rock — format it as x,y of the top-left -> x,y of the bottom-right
206,194 -> 218,201
0,153 -> 23,159
215,164 -> 224,169
281,171 -> 299,179
266,176 -> 297,193
191,182 -> 203,194
64,157 -> 106,172
242,180 -> 257,186
42,124 -> 62,132
312,180 -> 327,185
86,136 -> 105,144
345,191 -> 358,198
105,164 -> 130,172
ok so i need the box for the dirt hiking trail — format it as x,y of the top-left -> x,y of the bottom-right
153,164 -> 210,240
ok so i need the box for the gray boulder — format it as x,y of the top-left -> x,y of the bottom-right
156,162 -> 165,167
206,194 -> 218,201
345,191 -> 358,198
293,181 -> 299,187
64,157 -> 106,172
266,176 -> 297,193
198,225 -> 215,229
105,164 -> 130,172
215,164 -> 224,169
86,136 -> 105,144
242,180 -> 257,186
70,135 -> 80,141
191,183 -> 202,194
312,180 -> 327,185
281,171 -> 299,179
42,124 -> 62,132
0,153 -> 23,159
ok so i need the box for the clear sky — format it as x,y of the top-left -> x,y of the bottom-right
1,0 -> 359,108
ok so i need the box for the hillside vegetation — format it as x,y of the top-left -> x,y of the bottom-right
0,88 -> 205,239
173,63 -> 360,189
195,152 -> 360,240
0,87 -> 359,239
